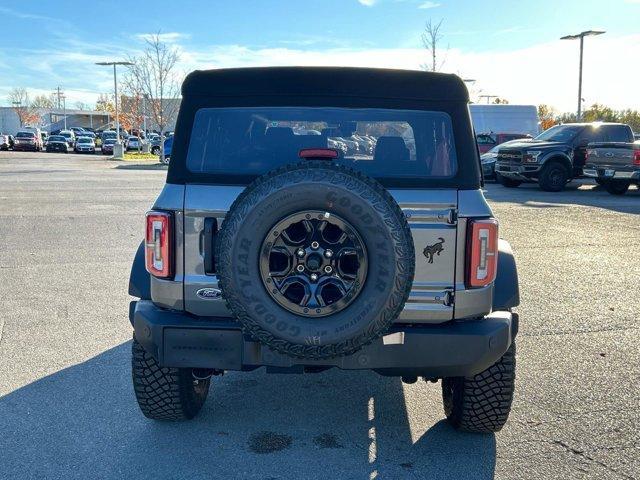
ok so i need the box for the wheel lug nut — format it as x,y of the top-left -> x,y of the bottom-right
296,248 -> 305,257
311,241 -> 319,250
310,273 -> 318,281
324,249 -> 333,258
296,265 -> 305,273
324,265 -> 333,274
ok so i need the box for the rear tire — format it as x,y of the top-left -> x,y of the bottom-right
442,343 -> 516,433
131,337 -> 210,420
595,178 -> 606,187
538,161 -> 569,192
497,173 -> 521,188
604,180 -> 630,195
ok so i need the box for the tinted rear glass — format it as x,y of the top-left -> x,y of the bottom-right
604,125 -> 632,143
186,107 -> 457,178
16,132 -> 35,138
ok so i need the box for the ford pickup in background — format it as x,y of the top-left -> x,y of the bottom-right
585,141 -> 640,195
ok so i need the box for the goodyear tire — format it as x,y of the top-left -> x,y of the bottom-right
442,343 -> 516,433
216,161 -> 415,359
131,337 -> 210,420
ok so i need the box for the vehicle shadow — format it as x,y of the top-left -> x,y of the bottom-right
484,181 -> 640,215
0,342 -> 496,480
114,163 -> 167,170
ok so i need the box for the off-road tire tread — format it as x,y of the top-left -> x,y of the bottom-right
442,343 -> 516,433
604,180 -> 630,195
538,161 -> 568,192
131,337 -> 210,420
216,161 -> 414,360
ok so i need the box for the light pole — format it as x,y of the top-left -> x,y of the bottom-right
62,94 -> 67,130
95,61 -> 133,158
560,30 -> 605,121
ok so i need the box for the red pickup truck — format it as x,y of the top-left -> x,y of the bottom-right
476,132 -> 532,154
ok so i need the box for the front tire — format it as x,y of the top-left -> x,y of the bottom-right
604,180 -> 630,195
538,161 -> 569,192
131,337 -> 210,420
442,343 -> 516,433
497,173 -> 521,188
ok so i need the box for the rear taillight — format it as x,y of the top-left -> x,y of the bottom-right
466,219 -> 498,288
145,211 -> 173,278
633,149 -> 640,166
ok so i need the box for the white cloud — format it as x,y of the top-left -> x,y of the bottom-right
134,32 -> 191,43
358,0 -> 377,5
1,33 -> 638,114
172,34 -> 639,113
418,1 -> 441,8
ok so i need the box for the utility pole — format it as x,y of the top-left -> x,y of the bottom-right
95,61 -> 133,159
52,86 -> 64,109
560,30 -> 605,121
62,95 -> 67,130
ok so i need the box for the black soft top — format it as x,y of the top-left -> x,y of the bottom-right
182,67 -> 469,102
169,67 -> 480,189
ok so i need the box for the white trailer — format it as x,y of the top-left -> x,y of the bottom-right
470,104 -> 540,137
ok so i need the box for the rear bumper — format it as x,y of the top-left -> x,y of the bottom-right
131,300 -> 518,378
583,166 -> 640,180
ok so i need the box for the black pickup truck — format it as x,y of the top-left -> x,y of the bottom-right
495,122 -> 635,192
584,141 -> 640,195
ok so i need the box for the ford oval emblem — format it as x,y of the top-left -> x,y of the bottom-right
196,288 -> 222,300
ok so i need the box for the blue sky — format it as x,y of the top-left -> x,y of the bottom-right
1,0 -> 639,112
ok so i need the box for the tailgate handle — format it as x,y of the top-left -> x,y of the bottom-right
203,218 -> 218,275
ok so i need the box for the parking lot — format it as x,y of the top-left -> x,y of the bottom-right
0,151 -> 638,479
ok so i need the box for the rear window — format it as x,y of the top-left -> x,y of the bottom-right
16,132 -> 35,138
186,107 -> 457,178
604,125 -> 632,143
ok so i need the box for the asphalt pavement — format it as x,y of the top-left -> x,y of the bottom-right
0,151 -> 638,480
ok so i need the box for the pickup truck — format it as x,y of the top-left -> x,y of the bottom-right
584,142 -> 640,195
495,122 -> 635,192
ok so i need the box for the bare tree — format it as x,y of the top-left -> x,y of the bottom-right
126,32 -> 182,161
7,87 -> 39,127
32,94 -> 55,109
75,101 -> 88,111
421,19 -> 446,72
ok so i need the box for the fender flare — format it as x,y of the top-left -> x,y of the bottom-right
541,152 -> 572,172
129,241 -> 151,300
493,239 -> 519,310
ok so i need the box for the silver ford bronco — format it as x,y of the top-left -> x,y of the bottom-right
129,67 -> 519,432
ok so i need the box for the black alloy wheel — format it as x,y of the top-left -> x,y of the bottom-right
260,210 -> 367,317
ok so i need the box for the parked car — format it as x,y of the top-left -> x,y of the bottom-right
59,130 -> 76,148
148,135 -> 162,155
100,131 -> 118,142
126,136 -> 142,151
476,132 -> 532,154
495,122 -> 635,191
0,134 -> 11,151
45,134 -> 71,153
101,138 -> 117,155
70,127 -> 86,137
584,142 -> 640,195
480,145 -> 500,179
161,134 -> 173,163
74,136 -> 96,154
128,67 -> 519,433
13,131 -> 43,151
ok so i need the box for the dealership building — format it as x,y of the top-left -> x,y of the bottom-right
0,107 -> 112,135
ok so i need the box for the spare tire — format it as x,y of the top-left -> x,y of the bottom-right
216,161 -> 415,359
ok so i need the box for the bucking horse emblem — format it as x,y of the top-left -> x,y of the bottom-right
423,237 -> 445,264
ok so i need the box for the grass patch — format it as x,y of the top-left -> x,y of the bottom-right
122,152 -> 159,161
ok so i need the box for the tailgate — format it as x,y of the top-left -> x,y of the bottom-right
182,185 -> 458,323
587,144 -> 634,168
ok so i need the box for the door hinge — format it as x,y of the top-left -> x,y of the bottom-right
443,289 -> 455,306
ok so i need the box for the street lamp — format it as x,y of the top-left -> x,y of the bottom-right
95,61 -> 133,158
560,30 -> 605,121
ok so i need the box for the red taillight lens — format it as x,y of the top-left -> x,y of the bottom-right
145,211 -> 173,278
633,149 -> 640,166
466,219 -> 498,288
